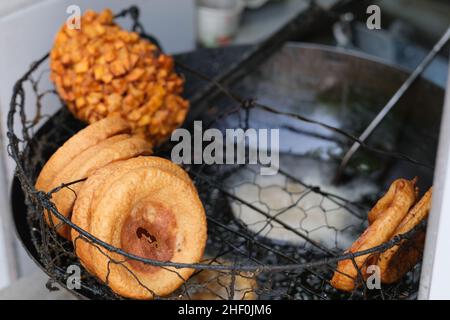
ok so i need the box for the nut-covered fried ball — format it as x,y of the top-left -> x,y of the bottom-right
50,9 -> 189,146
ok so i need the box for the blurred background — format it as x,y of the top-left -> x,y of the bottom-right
0,0 -> 449,299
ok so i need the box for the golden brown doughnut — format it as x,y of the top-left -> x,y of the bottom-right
330,178 -> 417,292
86,167 -> 206,299
184,260 -> 257,300
44,133 -> 130,235
36,115 -> 130,191
377,188 -> 432,284
71,160 -> 128,274
46,135 -> 152,238
71,156 -> 193,274
85,167 -> 206,299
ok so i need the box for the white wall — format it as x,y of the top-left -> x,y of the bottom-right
0,0 -> 41,292
419,60 -> 450,300
0,0 -> 195,290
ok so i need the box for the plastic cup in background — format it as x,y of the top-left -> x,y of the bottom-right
196,0 -> 245,47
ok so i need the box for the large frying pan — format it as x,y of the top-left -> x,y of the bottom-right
11,43 -> 444,299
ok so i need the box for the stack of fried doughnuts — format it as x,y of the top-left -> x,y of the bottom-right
71,156 -> 207,299
330,178 -> 432,292
36,116 -> 152,238
36,117 -> 208,298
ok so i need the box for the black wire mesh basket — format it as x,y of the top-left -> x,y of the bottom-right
8,6 -> 444,300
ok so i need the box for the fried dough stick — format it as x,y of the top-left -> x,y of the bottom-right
368,178 -> 418,224
377,188 -> 432,284
330,178 -> 417,292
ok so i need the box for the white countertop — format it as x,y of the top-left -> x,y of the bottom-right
0,270 -> 76,300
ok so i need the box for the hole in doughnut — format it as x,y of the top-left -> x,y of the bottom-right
121,200 -> 177,273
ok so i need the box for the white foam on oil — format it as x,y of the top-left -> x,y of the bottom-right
226,155 -> 377,250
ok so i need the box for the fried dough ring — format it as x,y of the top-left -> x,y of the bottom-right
44,133 -> 130,236
79,165 -> 206,299
90,167 -> 206,299
35,116 -> 130,191
185,259 -> 257,300
47,135 -> 152,238
188,272 -> 257,300
330,178 -> 417,292
71,157 -> 192,275
377,188 -> 432,284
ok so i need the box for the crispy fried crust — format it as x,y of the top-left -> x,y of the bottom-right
35,116 -> 130,192
50,9 -> 189,146
368,177 -> 418,224
185,259 -> 257,300
377,188 -> 432,284
71,156 -> 192,275
45,135 -> 152,238
330,178 -> 417,292
71,157 -> 206,299
90,167 -> 206,299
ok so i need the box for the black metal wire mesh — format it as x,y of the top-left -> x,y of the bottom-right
7,6 -> 429,300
